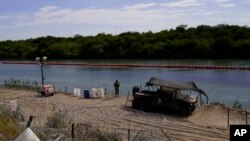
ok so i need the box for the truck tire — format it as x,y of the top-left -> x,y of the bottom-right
132,101 -> 139,109
190,106 -> 196,112
138,99 -> 151,112
41,91 -> 46,97
132,99 -> 150,111
132,86 -> 139,95
179,103 -> 191,116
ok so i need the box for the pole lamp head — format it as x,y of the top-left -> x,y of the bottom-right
42,56 -> 47,62
35,57 -> 40,62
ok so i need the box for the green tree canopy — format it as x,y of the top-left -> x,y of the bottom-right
0,24 -> 250,59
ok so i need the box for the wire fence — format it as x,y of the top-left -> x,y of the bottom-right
200,84 -> 250,109
0,100 -> 172,141
228,107 -> 249,126
30,125 -> 171,141
5,99 -> 248,141
0,78 -> 125,98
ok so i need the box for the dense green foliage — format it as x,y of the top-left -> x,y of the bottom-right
1,24 -> 250,59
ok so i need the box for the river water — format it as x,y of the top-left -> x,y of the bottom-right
0,59 -> 250,109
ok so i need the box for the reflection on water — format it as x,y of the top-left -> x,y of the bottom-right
0,59 -> 250,109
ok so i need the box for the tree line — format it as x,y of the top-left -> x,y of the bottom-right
0,24 -> 250,59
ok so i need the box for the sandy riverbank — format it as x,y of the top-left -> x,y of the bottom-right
1,87 -> 247,141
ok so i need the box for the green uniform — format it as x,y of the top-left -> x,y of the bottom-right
114,80 -> 120,97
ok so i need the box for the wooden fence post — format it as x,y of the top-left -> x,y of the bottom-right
227,107 -> 230,128
65,86 -> 67,93
128,129 -> 130,141
104,84 -> 107,94
72,123 -> 75,141
26,116 -> 34,128
125,91 -> 130,108
200,95 -> 202,106
246,110 -> 248,125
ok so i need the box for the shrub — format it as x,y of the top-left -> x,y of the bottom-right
46,110 -> 68,128
74,124 -> 122,141
232,100 -> 242,110
0,104 -> 24,140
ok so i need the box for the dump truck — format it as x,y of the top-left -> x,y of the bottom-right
132,77 -> 208,116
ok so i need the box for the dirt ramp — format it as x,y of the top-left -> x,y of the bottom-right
188,103 -> 248,128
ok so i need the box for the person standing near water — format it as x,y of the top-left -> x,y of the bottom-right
114,80 -> 120,97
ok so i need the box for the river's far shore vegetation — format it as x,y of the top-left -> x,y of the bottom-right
0,24 -> 250,59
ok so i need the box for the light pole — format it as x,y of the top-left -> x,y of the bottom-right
35,56 -> 47,85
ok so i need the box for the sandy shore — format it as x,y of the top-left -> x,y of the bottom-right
1,87 -> 247,141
